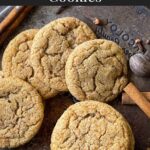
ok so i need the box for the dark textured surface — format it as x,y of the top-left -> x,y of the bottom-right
0,6 -> 150,150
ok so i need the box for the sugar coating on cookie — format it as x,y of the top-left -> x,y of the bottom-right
0,77 -> 44,148
51,101 -> 134,150
29,17 -> 96,99
2,29 -> 38,81
65,39 -> 128,102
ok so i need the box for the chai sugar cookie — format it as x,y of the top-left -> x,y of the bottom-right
2,29 -> 38,81
29,17 -> 96,99
65,39 -> 128,102
0,77 -> 44,148
51,101 -> 134,150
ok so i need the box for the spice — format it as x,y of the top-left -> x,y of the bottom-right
129,52 -> 150,77
135,38 -> 145,52
93,17 -> 101,25
0,6 -> 25,34
0,6 -> 14,22
93,17 -> 108,26
129,38 -> 150,77
146,39 -> 150,45
56,6 -> 68,14
0,7 -> 33,46
135,38 -> 141,44
123,82 -> 150,118
122,92 -> 150,105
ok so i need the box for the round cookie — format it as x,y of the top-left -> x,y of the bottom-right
65,39 -> 128,102
29,17 -> 96,99
2,29 -> 38,81
51,101 -> 134,150
0,77 -> 44,148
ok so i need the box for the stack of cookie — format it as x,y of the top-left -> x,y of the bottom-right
0,17 -> 135,149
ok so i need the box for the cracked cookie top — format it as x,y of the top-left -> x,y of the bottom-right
2,29 -> 38,82
0,77 -> 44,148
29,17 -> 96,99
65,39 -> 128,102
51,101 -> 134,150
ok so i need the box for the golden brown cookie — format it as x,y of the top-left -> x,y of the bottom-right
0,77 -> 44,148
0,71 -> 4,79
51,101 -> 134,150
2,29 -> 38,81
30,17 -> 96,99
65,39 -> 128,102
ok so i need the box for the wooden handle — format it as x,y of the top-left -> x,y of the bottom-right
122,92 -> 150,104
0,6 -> 25,34
0,6 -> 33,46
124,82 -> 150,118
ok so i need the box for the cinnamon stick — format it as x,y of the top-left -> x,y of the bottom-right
0,6 -> 25,34
124,82 -> 150,118
122,92 -> 150,104
0,6 -> 14,22
0,6 -> 33,46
